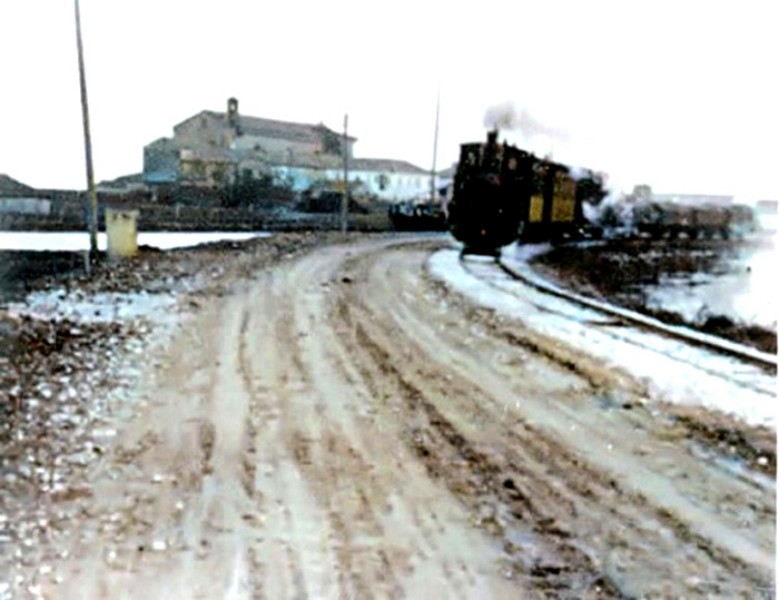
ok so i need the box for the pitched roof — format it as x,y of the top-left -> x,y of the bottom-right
0,174 -> 34,196
200,111 -> 357,144
97,173 -> 144,188
350,158 -> 428,174
437,163 -> 457,178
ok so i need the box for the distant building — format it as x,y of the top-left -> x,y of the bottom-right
0,197 -> 51,216
0,174 -> 51,215
143,98 -> 429,202
0,174 -> 34,197
652,193 -> 733,206
96,173 -> 147,195
272,156 -> 429,201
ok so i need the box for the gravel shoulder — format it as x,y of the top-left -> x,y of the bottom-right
1,234 -> 774,598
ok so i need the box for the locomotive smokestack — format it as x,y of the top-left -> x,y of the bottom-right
487,129 -> 498,146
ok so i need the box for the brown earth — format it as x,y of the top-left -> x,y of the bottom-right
1,234 -> 775,598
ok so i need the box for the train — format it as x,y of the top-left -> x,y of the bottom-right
630,201 -> 757,240
446,130 -> 606,255
413,130 -> 757,252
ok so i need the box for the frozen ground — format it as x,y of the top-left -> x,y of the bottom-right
643,235 -> 777,330
5,290 -> 179,326
1,235 -> 774,598
428,249 -> 777,428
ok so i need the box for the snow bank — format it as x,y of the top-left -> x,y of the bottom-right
427,249 -> 777,428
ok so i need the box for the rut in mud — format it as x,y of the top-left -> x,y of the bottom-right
9,237 -> 775,599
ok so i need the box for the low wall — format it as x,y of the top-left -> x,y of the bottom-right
0,205 -> 392,233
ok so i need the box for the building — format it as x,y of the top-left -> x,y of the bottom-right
0,174 -> 34,197
272,157 -> 430,202
0,174 -> 51,215
652,193 -> 734,206
96,173 -> 147,195
755,199 -> 777,214
143,98 -> 430,202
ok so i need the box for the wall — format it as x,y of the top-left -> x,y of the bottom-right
143,140 -> 180,184
350,170 -> 430,201
174,113 -> 233,148
233,135 -> 321,163
270,166 -> 431,202
0,198 -> 51,215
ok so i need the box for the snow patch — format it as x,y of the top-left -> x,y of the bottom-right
7,289 -> 178,325
428,249 -> 776,429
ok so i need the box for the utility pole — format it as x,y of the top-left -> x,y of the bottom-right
430,88 -> 440,204
341,114 -> 349,233
75,0 -> 99,260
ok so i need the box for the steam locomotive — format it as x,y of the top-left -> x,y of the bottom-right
447,130 -> 606,255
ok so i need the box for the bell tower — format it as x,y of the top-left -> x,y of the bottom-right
227,97 -> 239,128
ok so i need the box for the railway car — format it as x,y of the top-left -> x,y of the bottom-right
518,160 -> 583,243
632,201 -> 757,240
447,130 -> 604,255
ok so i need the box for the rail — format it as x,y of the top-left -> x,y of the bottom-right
492,256 -> 777,371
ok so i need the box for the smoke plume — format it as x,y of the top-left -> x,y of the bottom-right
483,102 -> 568,142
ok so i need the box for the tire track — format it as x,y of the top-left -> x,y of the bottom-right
241,242 -> 522,598
332,243 -> 774,598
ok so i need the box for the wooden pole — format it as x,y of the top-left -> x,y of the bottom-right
75,0 -> 99,260
430,87 -> 440,204
341,114 -> 349,233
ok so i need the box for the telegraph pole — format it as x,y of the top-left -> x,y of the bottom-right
75,0 -> 99,260
430,87 -> 440,204
341,114 -> 349,233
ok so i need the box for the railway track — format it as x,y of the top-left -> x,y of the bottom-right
488,254 -> 777,370
447,251 -> 776,405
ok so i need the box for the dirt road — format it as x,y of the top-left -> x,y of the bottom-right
31,237 -> 774,598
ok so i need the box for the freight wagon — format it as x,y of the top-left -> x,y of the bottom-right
632,202 -> 757,239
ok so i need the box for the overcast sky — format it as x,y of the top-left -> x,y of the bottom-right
1,1 -> 776,201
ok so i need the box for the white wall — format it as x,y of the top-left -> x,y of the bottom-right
0,198 -> 51,215
270,166 -> 430,202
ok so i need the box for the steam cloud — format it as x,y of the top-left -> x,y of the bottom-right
483,102 -> 568,142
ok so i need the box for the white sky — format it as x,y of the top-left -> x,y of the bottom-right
1,1 -> 777,201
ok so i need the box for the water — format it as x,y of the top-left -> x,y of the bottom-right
0,231 -> 270,252
643,231 -> 776,330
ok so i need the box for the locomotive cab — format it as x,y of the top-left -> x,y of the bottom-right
447,130 -> 531,255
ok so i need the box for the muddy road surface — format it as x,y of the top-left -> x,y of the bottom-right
27,237 -> 774,598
